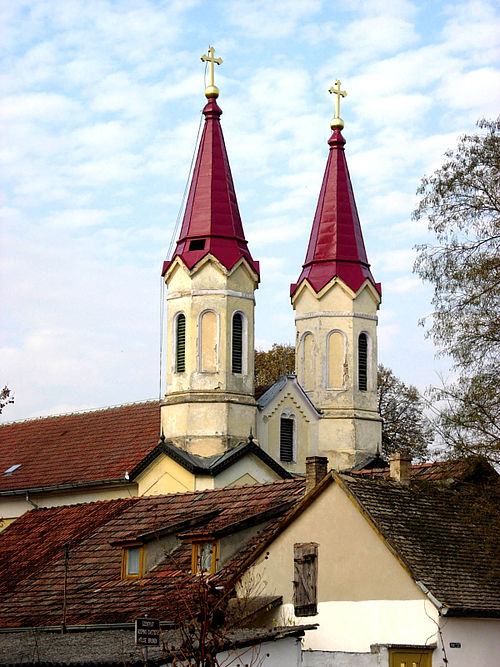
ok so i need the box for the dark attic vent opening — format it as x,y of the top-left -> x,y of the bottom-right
189,239 -> 206,251
280,418 -> 294,462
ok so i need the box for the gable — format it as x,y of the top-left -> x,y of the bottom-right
244,479 -> 425,605
135,452 -> 196,495
215,452 -> 283,488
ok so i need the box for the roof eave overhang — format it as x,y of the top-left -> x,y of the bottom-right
0,478 -> 131,497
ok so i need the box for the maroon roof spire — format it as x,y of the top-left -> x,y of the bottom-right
162,98 -> 259,278
290,128 -> 380,297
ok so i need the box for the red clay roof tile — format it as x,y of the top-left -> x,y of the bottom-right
0,478 -> 305,628
0,401 -> 160,492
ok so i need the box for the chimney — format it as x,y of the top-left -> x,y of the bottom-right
389,452 -> 412,485
305,456 -> 328,494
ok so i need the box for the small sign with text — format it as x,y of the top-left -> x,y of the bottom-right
135,617 -> 160,646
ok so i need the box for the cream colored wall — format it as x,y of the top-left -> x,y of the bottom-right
162,256 -> 258,454
292,277 -> 381,469
136,453 -> 196,494
215,453 -> 282,488
0,482 -> 140,524
241,479 -> 430,651
257,384 -> 319,475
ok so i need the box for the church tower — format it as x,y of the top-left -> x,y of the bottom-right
161,48 -> 260,457
290,81 -> 382,470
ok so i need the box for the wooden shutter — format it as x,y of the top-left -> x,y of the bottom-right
293,543 -> 318,616
176,314 -> 186,373
280,418 -> 294,462
232,313 -> 243,373
358,333 -> 367,391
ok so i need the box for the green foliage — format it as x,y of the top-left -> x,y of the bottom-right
254,344 -> 295,387
413,118 -> 500,462
377,365 -> 432,462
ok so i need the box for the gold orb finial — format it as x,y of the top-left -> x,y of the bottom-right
201,46 -> 223,99
328,79 -> 347,130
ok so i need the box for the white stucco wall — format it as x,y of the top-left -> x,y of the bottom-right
217,635 -> 302,666
434,617 -> 500,667
277,600 -> 439,653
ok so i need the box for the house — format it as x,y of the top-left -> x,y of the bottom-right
0,456 -> 498,666
0,400 -> 291,528
0,476 -> 307,665
239,455 -> 500,667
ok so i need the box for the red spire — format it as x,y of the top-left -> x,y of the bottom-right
162,98 -> 259,278
290,128 -> 380,297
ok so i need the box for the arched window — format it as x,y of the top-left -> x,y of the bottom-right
280,415 -> 295,462
327,331 -> 345,389
199,310 -> 218,372
175,314 -> 186,373
301,333 -> 314,389
358,333 -> 368,391
231,312 -> 247,374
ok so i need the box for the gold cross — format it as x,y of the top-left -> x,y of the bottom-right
201,46 -> 223,99
328,80 -> 347,130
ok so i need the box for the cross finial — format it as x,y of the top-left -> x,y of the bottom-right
328,79 -> 347,130
201,46 -> 223,99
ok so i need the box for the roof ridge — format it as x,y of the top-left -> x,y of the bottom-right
0,398 -> 160,426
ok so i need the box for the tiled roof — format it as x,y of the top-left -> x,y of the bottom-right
162,97 -> 259,278
350,457 -> 498,484
291,128 -> 381,297
256,374 -> 320,415
156,438 -> 293,479
341,474 -> 500,616
0,478 -> 305,628
0,401 -> 161,492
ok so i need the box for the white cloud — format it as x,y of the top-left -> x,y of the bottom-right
225,0 -> 323,38
339,16 -> 419,62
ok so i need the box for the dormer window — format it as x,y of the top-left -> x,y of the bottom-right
121,545 -> 144,579
191,541 -> 218,574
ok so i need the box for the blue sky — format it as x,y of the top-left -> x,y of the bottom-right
1,0 -> 499,422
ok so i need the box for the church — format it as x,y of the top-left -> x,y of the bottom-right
0,48 -> 384,525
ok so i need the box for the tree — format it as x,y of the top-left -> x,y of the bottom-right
413,118 -> 500,461
377,365 -> 432,462
0,386 -> 14,415
255,346 -> 430,461
254,344 -> 295,387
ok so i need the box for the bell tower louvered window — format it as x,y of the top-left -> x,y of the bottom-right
232,313 -> 243,374
175,314 -> 186,373
358,333 -> 368,391
280,417 -> 294,462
